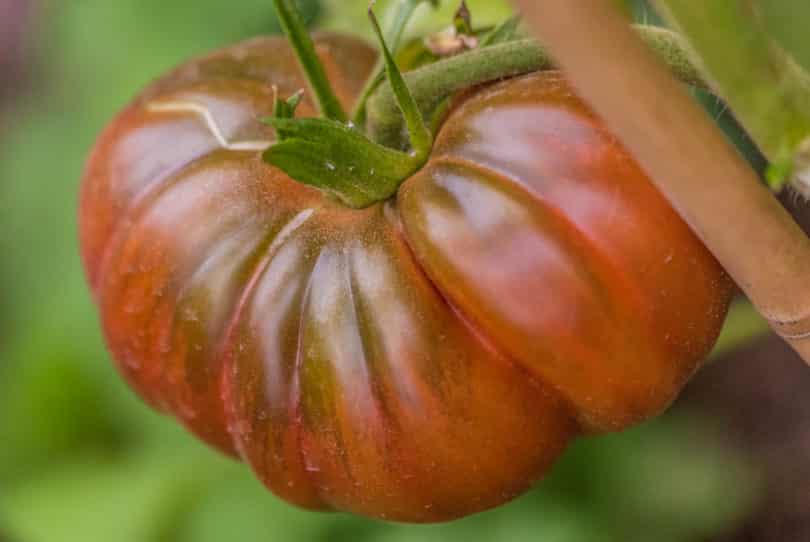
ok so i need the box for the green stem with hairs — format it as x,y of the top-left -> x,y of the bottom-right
272,0 -> 348,122
654,1 -> 810,186
366,25 -> 704,149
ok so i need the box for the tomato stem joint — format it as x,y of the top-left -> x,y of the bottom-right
264,0 -> 708,210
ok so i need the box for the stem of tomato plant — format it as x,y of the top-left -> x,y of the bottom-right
512,0 -> 810,363
366,27 -> 704,149
272,0 -> 347,122
654,1 -> 810,188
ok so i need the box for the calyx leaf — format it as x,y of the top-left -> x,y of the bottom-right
263,116 -> 419,208
368,0 -> 434,162
352,0 -> 439,126
480,15 -> 523,47
262,3 -> 434,209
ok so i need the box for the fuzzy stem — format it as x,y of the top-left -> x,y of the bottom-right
512,0 -> 810,363
272,0 -> 347,122
366,27 -> 703,149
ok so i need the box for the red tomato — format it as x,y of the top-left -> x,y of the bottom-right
79,34 -> 733,522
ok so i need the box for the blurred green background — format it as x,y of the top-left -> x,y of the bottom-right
1,0 -> 796,540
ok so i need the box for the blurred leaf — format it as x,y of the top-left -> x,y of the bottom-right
544,415 -> 759,541
712,301 -> 770,358
628,0 -> 662,24
0,347 -> 122,482
758,0 -> 810,72
1,447 -> 225,542
174,473 -> 342,542
692,88 -> 769,175
364,499 -> 611,542
321,0 -> 513,42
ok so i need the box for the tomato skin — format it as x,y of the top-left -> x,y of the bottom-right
80,34 -> 377,455
401,73 -> 733,431
80,35 -> 732,522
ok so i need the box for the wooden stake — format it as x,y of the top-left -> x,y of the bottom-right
512,0 -> 810,362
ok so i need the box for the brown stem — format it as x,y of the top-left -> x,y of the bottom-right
512,0 -> 810,363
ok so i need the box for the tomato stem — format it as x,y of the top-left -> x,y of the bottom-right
365,26 -> 704,149
272,0 -> 348,122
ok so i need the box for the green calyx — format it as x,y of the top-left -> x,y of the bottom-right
264,1 -> 707,209
264,1 -> 433,208
352,0 -> 439,127
265,116 -> 420,207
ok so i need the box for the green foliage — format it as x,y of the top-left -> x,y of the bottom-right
657,0 -> 810,189
322,0 -> 513,41
368,3 -> 433,160
265,117 -> 419,207
758,0 -> 810,72
265,1 -> 434,208
0,1 -> 762,541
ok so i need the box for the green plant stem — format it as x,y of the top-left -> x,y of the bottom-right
366,26 -> 703,149
654,1 -> 810,182
272,0 -> 347,122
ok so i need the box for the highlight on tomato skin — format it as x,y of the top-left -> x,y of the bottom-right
400,71 -> 735,433
78,31 -> 734,522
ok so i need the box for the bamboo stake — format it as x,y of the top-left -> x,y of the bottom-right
512,0 -> 810,363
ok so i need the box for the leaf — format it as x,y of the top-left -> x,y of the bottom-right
174,474 -> 340,542
480,15 -> 522,47
453,1 -> 473,36
351,0 -> 440,125
368,1 -> 433,160
758,0 -> 810,72
1,450 -> 219,542
264,4 -> 431,208
321,0 -> 514,41
542,416 -> 759,541
273,89 -> 306,133
264,117 -> 416,207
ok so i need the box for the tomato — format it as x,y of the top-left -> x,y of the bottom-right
79,33 -> 733,522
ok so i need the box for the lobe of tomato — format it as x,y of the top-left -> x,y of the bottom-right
399,72 -> 733,432
80,35 -> 732,523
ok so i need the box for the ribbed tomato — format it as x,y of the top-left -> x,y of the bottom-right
79,33 -> 733,522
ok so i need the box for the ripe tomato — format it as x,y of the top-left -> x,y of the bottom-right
79,33 -> 733,522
